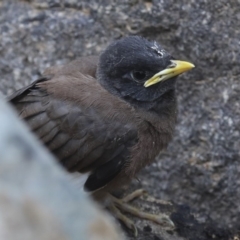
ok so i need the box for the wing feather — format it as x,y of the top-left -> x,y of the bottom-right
9,57 -> 139,191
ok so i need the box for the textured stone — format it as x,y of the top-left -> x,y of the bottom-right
0,0 -> 239,239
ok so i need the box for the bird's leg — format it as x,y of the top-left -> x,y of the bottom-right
108,202 -> 138,236
107,189 -> 175,237
121,189 -> 147,202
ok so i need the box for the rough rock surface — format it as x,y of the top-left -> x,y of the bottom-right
0,0 -> 239,239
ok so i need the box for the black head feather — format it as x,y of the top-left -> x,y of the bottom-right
97,36 -> 177,112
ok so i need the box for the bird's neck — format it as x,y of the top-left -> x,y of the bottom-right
134,89 -> 177,133
130,89 -> 177,115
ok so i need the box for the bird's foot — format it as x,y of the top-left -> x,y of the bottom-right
107,189 -> 175,237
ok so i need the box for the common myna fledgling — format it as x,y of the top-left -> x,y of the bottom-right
8,36 -> 194,235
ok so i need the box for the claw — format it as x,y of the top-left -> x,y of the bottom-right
107,189 -> 175,237
131,223 -> 138,238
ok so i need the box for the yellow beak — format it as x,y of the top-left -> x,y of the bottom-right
144,60 -> 195,87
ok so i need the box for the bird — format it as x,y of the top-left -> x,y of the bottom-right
8,36 -> 194,236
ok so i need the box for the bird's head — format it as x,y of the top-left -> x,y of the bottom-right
97,36 -> 194,111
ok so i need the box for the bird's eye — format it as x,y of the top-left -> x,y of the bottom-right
130,70 -> 147,82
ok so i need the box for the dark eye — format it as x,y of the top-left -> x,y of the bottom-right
130,70 -> 147,82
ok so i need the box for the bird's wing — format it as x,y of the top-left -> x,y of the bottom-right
8,57 -> 139,192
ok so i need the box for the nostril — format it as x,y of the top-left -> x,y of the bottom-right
168,62 -> 177,69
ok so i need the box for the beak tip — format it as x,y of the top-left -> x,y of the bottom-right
144,60 -> 195,88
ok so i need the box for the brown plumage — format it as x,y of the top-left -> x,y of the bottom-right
8,36 -> 194,196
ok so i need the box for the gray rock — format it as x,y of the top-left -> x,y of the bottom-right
0,0 -> 239,239
0,98 -> 123,240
